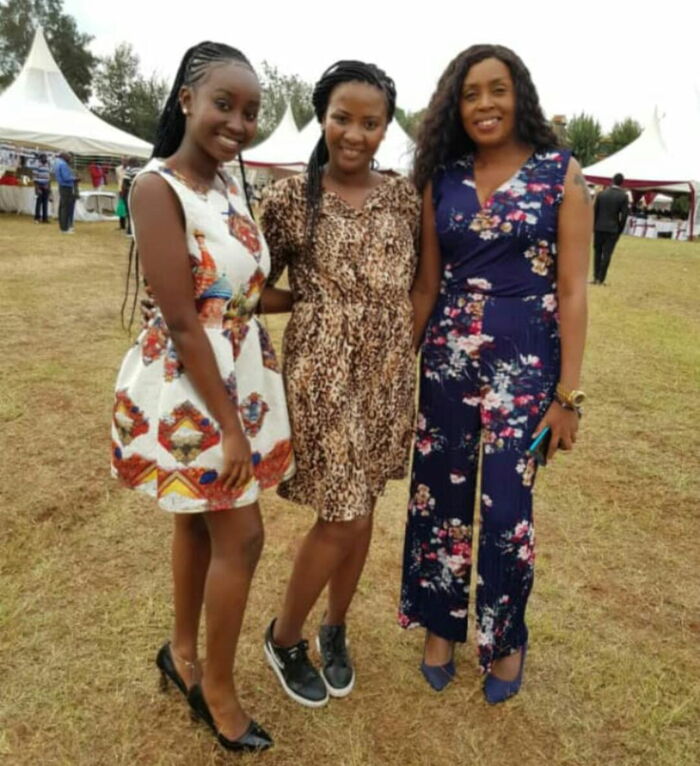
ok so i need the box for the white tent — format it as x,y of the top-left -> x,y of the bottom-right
0,27 -> 151,158
243,103 -> 306,168
584,101 -> 700,238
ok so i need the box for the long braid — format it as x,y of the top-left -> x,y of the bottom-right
237,153 -> 254,216
304,60 -> 397,252
122,41 -> 257,332
413,44 -> 559,192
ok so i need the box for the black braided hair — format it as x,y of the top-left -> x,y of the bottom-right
122,41 -> 257,331
304,60 -> 397,250
412,44 -> 559,193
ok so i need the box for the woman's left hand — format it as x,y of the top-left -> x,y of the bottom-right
532,401 -> 580,462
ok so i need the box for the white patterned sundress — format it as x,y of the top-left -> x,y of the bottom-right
111,158 -> 294,512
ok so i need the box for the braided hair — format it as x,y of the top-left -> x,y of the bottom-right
122,41 -> 257,330
304,60 -> 397,249
412,44 -> 559,192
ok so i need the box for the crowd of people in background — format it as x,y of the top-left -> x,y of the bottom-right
0,150 -> 144,234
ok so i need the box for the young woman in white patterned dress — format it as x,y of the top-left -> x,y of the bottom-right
111,42 -> 294,753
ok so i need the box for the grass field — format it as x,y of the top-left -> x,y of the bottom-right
1,215 -> 699,766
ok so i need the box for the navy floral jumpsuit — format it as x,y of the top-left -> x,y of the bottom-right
399,149 -> 572,673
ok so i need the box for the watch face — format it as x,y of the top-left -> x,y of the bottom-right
571,391 -> 586,406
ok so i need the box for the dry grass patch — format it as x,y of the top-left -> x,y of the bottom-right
1,216 -> 699,765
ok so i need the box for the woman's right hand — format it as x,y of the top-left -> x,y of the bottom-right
220,424 -> 253,492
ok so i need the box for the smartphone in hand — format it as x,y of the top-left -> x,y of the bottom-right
528,427 -> 552,467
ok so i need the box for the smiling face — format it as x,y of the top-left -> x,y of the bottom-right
321,81 -> 388,174
179,61 -> 260,164
460,57 -> 517,150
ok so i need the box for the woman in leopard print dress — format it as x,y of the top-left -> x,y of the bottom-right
260,61 -> 440,707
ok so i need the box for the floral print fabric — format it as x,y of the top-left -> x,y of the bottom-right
399,150 -> 571,672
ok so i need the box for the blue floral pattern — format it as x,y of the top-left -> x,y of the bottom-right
399,150 -> 571,672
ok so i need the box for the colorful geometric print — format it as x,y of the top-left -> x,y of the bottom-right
157,466 -> 236,511
164,344 -> 183,382
223,371 -> 238,406
222,316 -> 249,359
158,401 -> 220,465
246,268 -> 266,303
226,203 -> 262,260
258,325 -> 280,372
111,441 -> 157,488
141,316 -> 168,365
239,392 -> 269,436
252,438 -> 294,490
113,390 -> 149,445
154,438 -> 294,511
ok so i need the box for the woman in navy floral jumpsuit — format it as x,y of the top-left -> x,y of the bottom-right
399,45 -> 592,702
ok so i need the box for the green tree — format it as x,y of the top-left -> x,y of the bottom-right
92,43 -> 168,143
606,117 -> 642,155
395,107 -> 426,140
255,61 -> 314,144
566,112 -> 602,168
0,0 -> 96,102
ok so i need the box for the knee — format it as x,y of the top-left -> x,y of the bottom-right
237,522 -> 265,570
315,514 -> 372,549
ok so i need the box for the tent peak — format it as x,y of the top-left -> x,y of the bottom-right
26,27 -> 62,74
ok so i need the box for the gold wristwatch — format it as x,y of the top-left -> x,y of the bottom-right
555,383 -> 586,412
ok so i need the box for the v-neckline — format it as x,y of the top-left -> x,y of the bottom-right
469,151 -> 535,212
322,176 -> 390,213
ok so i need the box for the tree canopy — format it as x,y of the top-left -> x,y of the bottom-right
0,0 -> 96,102
92,42 -> 168,143
566,112 -> 602,168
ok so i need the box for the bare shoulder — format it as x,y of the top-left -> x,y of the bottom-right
131,170 -> 173,205
130,170 -> 183,230
564,157 -> 592,206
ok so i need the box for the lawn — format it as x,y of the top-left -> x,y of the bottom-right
0,215 -> 698,766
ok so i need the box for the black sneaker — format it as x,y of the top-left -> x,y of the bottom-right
263,619 -> 329,708
316,623 -> 355,698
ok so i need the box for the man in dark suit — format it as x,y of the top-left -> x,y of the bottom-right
593,173 -> 629,284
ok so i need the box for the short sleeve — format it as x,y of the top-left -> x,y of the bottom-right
395,176 -> 421,248
260,178 -> 296,286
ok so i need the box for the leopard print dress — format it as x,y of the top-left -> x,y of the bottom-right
260,174 -> 420,521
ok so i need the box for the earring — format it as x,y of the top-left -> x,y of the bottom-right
182,106 -> 189,116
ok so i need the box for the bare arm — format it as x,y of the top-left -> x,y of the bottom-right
410,181 -> 442,351
558,158 -> 592,392
533,158 -> 591,460
259,285 -> 293,314
131,174 -> 251,490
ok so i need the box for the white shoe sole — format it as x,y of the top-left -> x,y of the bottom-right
263,641 -> 329,708
315,636 -> 355,698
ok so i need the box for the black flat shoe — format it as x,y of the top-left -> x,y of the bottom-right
187,684 -> 273,753
155,641 -> 197,698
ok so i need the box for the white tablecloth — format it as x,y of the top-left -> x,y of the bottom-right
624,216 -> 687,240
0,186 -> 117,221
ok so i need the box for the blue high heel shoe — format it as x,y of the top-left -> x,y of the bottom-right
420,634 -> 456,692
420,658 -> 456,692
483,641 -> 528,704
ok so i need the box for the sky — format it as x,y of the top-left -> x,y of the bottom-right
63,0 -> 697,131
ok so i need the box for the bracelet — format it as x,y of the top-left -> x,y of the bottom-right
554,394 -> 583,418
